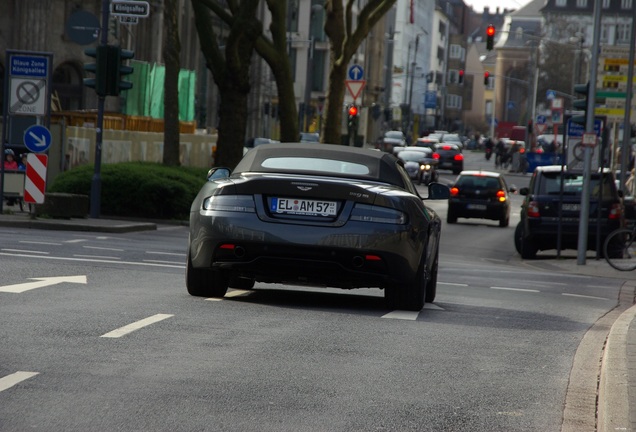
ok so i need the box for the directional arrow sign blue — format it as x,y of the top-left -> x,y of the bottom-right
24,124 -> 52,153
348,65 -> 364,81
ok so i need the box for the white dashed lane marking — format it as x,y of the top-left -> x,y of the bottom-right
100,314 -> 174,338
0,372 -> 39,393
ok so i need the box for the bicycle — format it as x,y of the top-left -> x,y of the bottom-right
603,225 -> 636,271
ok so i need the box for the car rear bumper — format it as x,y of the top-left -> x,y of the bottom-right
189,211 -> 424,289
449,200 -> 507,220
526,217 -> 621,248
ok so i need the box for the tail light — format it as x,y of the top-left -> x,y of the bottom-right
609,203 -> 622,220
527,200 -> 540,218
496,190 -> 506,202
450,187 -> 459,197
454,154 -> 464,161
432,153 -> 440,160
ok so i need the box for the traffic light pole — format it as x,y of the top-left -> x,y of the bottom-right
90,0 -> 110,219
576,0 -> 601,265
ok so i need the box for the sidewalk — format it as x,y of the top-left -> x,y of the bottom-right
0,205 -> 635,430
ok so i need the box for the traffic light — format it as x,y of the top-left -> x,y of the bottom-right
486,24 -> 495,51
115,47 -> 135,95
347,104 -> 359,132
458,69 -> 464,85
571,82 -> 589,125
84,45 -> 109,96
84,45 -> 134,97
484,71 -> 490,86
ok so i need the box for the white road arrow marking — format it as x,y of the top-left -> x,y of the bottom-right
0,276 -> 87,293
28,131 -> 47,147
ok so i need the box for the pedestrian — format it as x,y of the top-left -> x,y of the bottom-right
4,149 -> 18,170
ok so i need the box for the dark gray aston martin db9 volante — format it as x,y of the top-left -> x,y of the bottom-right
187,143 -> 450,311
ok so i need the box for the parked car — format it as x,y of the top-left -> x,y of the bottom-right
397,148 -> 439,185
299,132 -> 320,143
187,143 -> 450,311
382,130 -> 407,153
432,143 -> 464,174
447,171 -> 516,227
515,165 -> 624,259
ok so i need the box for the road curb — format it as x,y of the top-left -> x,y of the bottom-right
597,280 -> 636,432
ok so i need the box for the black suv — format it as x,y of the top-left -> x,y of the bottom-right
515,165 -> 624,259
447,171 -> 515,227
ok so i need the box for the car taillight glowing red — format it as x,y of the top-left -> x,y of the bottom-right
496,190 -> 506,202
450,187 -> 459,196
432,153 -> 440,159
609,203 -> 622,219
454,154 -> 464,161
527,201 -> 540,218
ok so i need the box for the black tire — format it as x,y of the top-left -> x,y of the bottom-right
603,228 -> 636,271
186,253 -> 229,297
499,215 -> 509,228
520,234 -> 538,259
447,209 -> 457,224
385,259 -> 427,311
514,222 -> 523,254
424,252 -> 438,303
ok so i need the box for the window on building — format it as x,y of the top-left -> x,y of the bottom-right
616,23 -> 631,43
437,47 -> 445,65
446,94 -> 462,109
600,24 -> 609,42
576,0 -> 587,7
448,69 -> 458,84
621,0 -> 633,8
439,22 -> 446,39
555,0 -> 566,6
486,75 -> 494,90
449,44 -> 463,59
602,0 -> 610,7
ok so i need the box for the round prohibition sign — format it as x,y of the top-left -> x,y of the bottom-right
572,142 -> 585,162
16,81 -> 42,105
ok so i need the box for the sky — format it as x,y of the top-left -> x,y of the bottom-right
464,0 -> 532,13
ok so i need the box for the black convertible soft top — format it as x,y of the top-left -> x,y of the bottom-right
233,143 -> 406,187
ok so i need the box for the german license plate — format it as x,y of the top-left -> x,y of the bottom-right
562,203 -> 580,211
467,204 -> 487,210
271,198 -> 337,216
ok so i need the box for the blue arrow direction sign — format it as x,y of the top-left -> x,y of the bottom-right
24,125 -> 52,153
348,65 -> 364,81
536,115 -> 546,125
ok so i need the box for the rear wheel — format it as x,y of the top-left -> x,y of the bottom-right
604,228 -> 636,271
447,209 -> 457,224
520,234 -> 538,259
424,252 -> 439,303
385,259 -> 427,311
514,222 -> 523,254
186,253 -> 229,297
499,214 -> 509,228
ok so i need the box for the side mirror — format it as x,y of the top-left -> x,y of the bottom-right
207,167 -> 231,181
427,182 -> 450,200
519,187 -> 529,196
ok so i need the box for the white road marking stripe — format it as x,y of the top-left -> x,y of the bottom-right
65,239 -> 87,243
83,246 -> 124,251
73,254 -> 121,260
439,282 -> 469,286
18,241 -> 61,246
562,293 -> 609,300
100,314 -> 174,338
382,311 -> 420,320
146,251 -> 185,256
142,259 -> 183,265
490,287 -> 540,293
225,289 -> 250,297
205,298 -> 223,302
0,372 -> 39,392
0,252 -> 184,269
1,249 -> 49,255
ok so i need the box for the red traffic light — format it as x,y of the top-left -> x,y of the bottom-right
486,25 -> 495,37
484,71 -> 490,85
348,105 -> 358,117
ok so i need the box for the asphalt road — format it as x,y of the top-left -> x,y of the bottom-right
0,150 -> 627,431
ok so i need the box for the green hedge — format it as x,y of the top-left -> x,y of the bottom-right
48,163 -> 209,220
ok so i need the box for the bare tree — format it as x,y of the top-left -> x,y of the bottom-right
163,0 -> 181,166
191,0 -> 262,167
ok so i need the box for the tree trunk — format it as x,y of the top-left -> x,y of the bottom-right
163,0 -> 181,166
